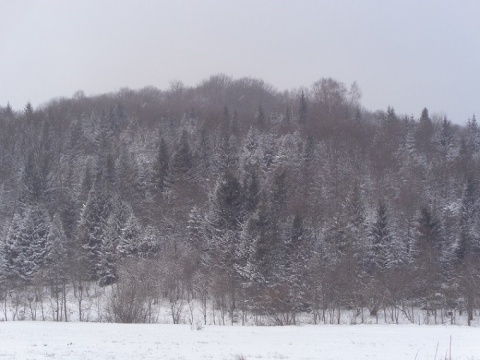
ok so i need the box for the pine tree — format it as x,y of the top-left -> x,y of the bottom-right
44,213 -> 68,283
78,179 -> 112,280
465,115 -> 479,154
28,205 -> 51,272
255,105 -> 266,129
416,107 -> 434,156
216,134 -> 240,172
240,127 -> 262,172
386,106 -> 397,123
416,206 -> 443,257
116,147 -> 141,203
370,201 -> 393,271
21,151 -> 47,206
152,136 -> 170,194
187,206 -> 205,251
170,129 -> 194,181
436,117 -> 455,160
238,198 -> 275,285
2,206 -> 51,282
284,214 -> 309,314
196,128 -> 214,174
208,170 -> 244,233
454,179 -> 480,326
243,167 -> 261,215
346,184 -> 369,270
414,206 -> 445,306
299,91 -> 307,127
270,166 -> 289,218
456,179 -> 478,263
205,170 -> 245,315
95,199 -> 132,286
4,102 -> 12,117
24,102 -> 33,119
117,213 -> 142,257
97,215 -> 119,286
1,214 -> 24,280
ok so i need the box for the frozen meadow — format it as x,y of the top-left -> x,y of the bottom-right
1,322 -> 480,360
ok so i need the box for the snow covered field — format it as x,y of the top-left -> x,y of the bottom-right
1,322 -> 479,360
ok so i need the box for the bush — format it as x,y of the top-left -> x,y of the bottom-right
104,259 -> 157,323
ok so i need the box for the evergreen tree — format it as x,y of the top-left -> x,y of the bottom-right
370,201 -> 393,271
1,206 -> 51,281
416,107 -> 434,156
243,167 -> 261,215
187,206 -> 205,251
346,184 -> 369,270
416,206 -> 443,258
96,200 -> 132,285
465,115 -> 479,154
4,102 -> 12,117
436,117 -> 455,160
284,214 -> 309,307
299,91 -> 307,127
255,105 -> 266,129
78,179 -> 112,280
456,179 -> 479,263
117,213 -> 142,257
238,197 -> 275,285
152,136 -> 170,194
208,170 -> 244,233
196,127 -> 214,174
414,206 -> 445,307
170,129 -> 194,181
1,214 -> 24,280
24,102 -> 34,119
205,170 -> 245,314
44,213 -> 68,282
19,205 -> 51,278
97,215 -> 119,286
216,134 -> 240,172
21,151 -> 47,206
270,166 -> 289,218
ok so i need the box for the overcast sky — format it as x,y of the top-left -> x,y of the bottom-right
1,0 -> 479,124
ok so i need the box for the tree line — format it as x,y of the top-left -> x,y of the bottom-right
0,74 -> 479,325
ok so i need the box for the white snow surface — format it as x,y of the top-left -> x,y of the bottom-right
1,322 -> 479,360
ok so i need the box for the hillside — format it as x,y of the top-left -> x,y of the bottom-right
1,75 -> 480,325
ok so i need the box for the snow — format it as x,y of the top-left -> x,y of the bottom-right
1,322 -> 479,359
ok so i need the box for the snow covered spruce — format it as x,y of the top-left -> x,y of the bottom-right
1,77 -> 480,327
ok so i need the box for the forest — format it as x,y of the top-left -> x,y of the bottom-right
0,74 -> 479,326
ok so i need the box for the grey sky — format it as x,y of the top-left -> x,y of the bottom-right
1,0 -> 479,124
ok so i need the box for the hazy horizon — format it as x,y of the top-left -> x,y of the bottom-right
1,0 -> 479,123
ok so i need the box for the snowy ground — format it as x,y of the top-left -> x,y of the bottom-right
1,322 -> 479,360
